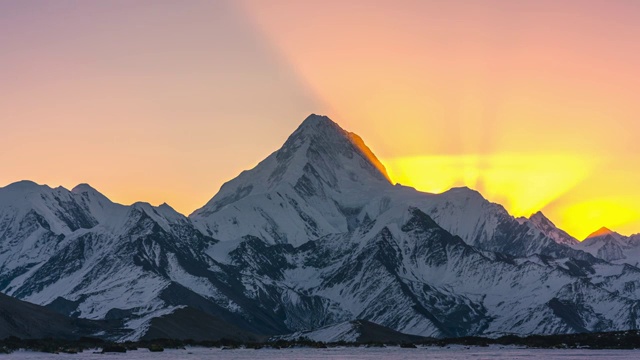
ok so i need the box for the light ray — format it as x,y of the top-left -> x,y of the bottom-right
383,153 -> 594,217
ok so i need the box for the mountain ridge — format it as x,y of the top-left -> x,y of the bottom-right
585,227 -> 617,240
0,291 -> 126,340
2,114 -> 640,342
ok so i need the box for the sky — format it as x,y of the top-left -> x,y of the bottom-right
1,0 -> 639,239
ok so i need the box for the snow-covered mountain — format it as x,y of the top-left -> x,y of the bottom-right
190,115 -> 586,260
0,181 -> 285,340
525,211 -> 579,246
2,114 -> 640,342
197,203 -> 640,338
188,114 -> 640,337
575,227 -> 640,265
516,214 -> 640,265
0,291 -> 124,340
191,114 -> 392,246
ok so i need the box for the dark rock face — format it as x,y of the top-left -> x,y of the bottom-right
548,298 -> 588,333
0,292 -> 124,339
143,307 -> 258,341
352,320 -> 426,343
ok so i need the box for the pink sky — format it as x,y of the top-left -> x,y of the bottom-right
2,0 -> 639,239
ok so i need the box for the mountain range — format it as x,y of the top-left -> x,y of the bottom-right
2,114 -> 640,341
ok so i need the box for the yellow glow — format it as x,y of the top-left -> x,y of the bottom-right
559,199 -> 640,240
383,154 -> 593,217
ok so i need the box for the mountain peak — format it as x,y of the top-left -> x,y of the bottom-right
442,186 -> 484,201
585,227 -> 615,240
283,114 -> 391,184
71,183 -> 112,205
280,114 -> 345,149
3,180 -> 43,191
71,183 -> 99,194
297,113 -> 340,131
529,211 -> 551,225
289,114 -> 393,184
527,211 -> 578,246
530,210 -> 545,218
197,114 -> 392,211
0,181 -> 52,202
280,114 -> 350,157
190,114 -> 393,241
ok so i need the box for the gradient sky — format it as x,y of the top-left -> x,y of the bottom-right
2,0 -> 639,239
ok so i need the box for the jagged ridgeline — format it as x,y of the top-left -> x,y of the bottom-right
2,114 -> 640,342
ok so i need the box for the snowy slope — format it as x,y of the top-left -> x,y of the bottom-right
576,228 -> 640,266
220,204 -> 639,338
0,182 -> 286,340
0,291 -> 123,340
526,212 -> 579,246
191,114 -> 392,246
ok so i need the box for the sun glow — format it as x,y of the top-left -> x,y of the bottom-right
553,198 -> 640,240
383,153 -> 594,218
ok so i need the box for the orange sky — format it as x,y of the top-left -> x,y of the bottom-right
2,0 -> 640,239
